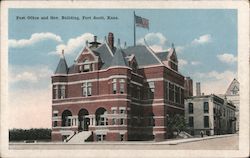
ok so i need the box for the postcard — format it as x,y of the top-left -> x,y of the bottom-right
1,1 -> 249,158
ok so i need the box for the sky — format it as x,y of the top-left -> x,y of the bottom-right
8,9 -> 237,129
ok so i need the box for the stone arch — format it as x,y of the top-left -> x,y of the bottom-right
62,109 -> 72,127
95,107 -> 108,126
78,108 -> 90,131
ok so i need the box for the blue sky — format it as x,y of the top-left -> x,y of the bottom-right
8,9 -> 237,128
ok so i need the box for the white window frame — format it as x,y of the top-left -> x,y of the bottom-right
81,82 -> 92,97
112,79 -> 117,94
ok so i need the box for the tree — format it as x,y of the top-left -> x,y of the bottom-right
9,128 -> 51,142
167,114 -> 186,138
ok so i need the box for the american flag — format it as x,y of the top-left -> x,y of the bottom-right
135,15 -> 149,29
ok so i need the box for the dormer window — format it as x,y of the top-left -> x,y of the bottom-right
79,59 -> 93,73
83,64 -> 90,72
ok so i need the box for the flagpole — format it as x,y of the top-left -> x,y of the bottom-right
133,11 -> 136,46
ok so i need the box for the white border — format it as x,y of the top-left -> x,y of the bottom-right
1,1 -> 249,158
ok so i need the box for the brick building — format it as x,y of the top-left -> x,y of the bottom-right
51,32 -> 190,142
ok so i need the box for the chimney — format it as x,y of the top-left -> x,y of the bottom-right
196,82 -> 201,96
108,32 -> 114,50
94,36 -> 97,42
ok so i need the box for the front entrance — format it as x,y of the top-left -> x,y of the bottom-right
78,109 -> 90,131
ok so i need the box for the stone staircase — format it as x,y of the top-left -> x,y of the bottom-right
178,131 -> 193,138
67,131 -> 92,144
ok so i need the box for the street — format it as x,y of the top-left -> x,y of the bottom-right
9,134 -> 238,150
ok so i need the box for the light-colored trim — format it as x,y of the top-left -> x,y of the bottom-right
52,98 -> 130,106
52,97 -> 183,110
52,75 -> 128,85
108,66 -> 131,70
111,107 -> 118,110
131,72 -> 143,78
53,110 -> 59,114
104,42 -> 114,57
146,78 -> 185,89
138,64 -> 162,69
53,93 -> 128,101
131,81 -> 143,86
153,131 -> 166,134
108,130 -> 127,134
74,46 -> 99,62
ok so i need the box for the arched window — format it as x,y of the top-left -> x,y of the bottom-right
78,109 -> 89,131
95,107 -> 108,126
62,110 -> 72,127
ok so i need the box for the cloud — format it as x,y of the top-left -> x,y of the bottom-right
50,33 -> 95,55
137,32 -> 167,52
217,53 -> 237,64
191,61 -> 201,65
9,65 -> 53,83
175,46 -> 185,53
178,59 -> 188,68
194,70 -> 237,95
9,32 -> 62,48
191,34 -> 212,45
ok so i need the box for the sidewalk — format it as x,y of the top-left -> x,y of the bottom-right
9,134 -> 237,145
156,134 -> 237,145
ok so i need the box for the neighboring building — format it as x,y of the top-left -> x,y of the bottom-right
51,32 -> 188,142
219,78 -> 240,132
184,77 -> 193,98
185,94 -> 236,136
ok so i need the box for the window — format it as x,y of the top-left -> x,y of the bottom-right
53,85 -> 66,99
53,113 -> 58,117
60,85 -> 66,99
148,82 -> 155,99
120,109 -> 125,114
112,79 -> 117,94
53,121 -> 58,127
175,86 -> 180,103
97,135 -> 102,141
112,109 -> 116,114
79,65 -> 82,72
82,82 -> 92,97
204,102 -> 209,113
204,116 -> 209,128
120,134 -> 124,141
165,82 -> 169,100
53,85 -> 58,99
120,118 -> 124,125
112,118 -> 116,125
83,64 -> 90,72
87,83 -> 92,96
180,88 -> 184,104
149,82 -> 155,92
189,116 -> 194,127
169,83 -> 174,102
188,103 -> 193,114
119,79 -> 125,94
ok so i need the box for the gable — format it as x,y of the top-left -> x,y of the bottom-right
75,47 -> 98,63
225,79 -> 240,95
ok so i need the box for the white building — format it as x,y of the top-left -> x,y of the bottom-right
185,94 -> 236,136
